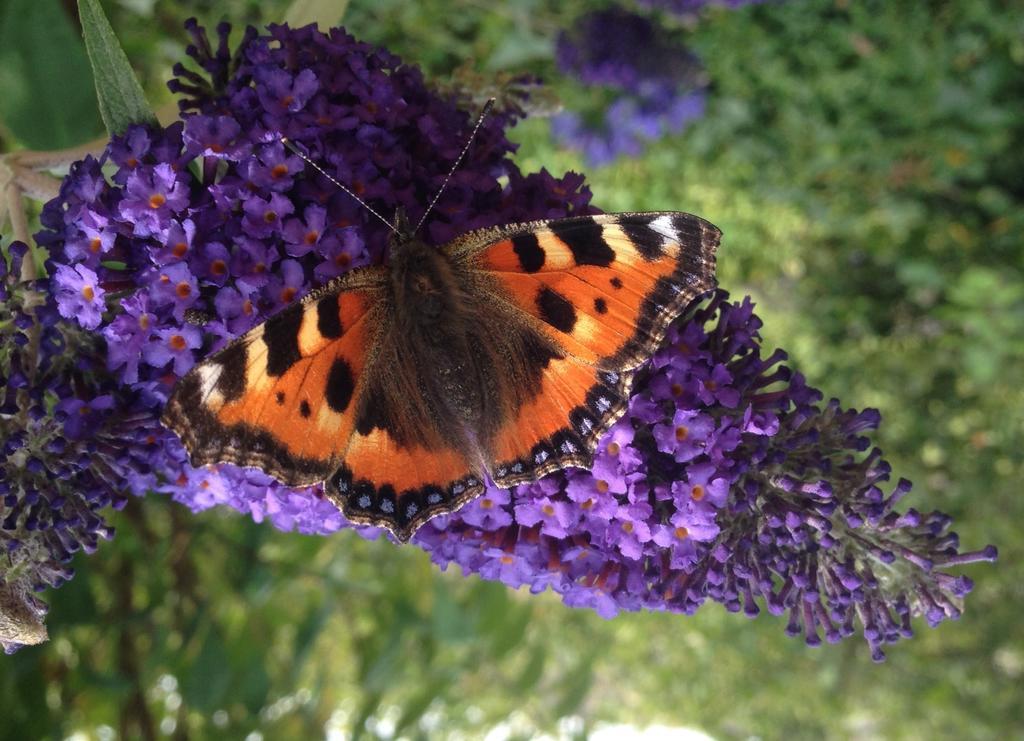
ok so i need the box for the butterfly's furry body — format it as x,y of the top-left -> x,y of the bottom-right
162,212 -> 721,541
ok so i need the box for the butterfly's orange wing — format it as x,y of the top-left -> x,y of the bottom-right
447,212 -> 720,487
162,267 -> 483,541
162,269 -> 388,485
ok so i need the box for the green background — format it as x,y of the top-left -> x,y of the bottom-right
0,0 -> 1020,738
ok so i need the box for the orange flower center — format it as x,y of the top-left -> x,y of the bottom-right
675,426 -> 689,441
670,383 -> 684,396
169,334 -> 187,350
89,237 -> 102,253
606,441 -> 620,456
148,193 -> 166,209
172,242 -> 188,258
175,282 -> 192,299
480,499 -> 494,509
581,498 -> 595,510
674,527 -> 689,540
500,555 -> 515,565
242,299 -> 253,315
304,231 -> 319,245
263,211 -> 278,224
595,480 -> 609,494
211,259 -> 227,275
271,163 -> 289,179
691,485 -> 705,501
335,252 -> 351,267
622,522 -> 634,534
281,287 -> 296,303
138,314 -> 150,330
81,285 -> 95,301
281,95 -> 295,108
542,504 -> 555,516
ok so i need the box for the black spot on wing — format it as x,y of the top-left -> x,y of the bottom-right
326,357 -> 355,413
215,342 -> 248,401
549,217 -> 615,267
299,399 -> 311,418
263,303 -> 303,376
619,217 -> 665,261
316,294 -> 343,339
275,391 -> 285,404
594,297 -> 608,314
511,232 -> 545,272
610,277 -> 623,289
537,286 -> 577,333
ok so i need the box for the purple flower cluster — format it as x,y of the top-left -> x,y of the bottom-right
552,6 -> 707,165
0,241 -> 163,652
35,20 -> 595,539
26,19 -> 995,659
414,292 -> 997,660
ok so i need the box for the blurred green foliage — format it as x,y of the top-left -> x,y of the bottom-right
1,0 -> 1020,738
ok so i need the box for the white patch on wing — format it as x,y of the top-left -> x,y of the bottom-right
197,363 -> 226,411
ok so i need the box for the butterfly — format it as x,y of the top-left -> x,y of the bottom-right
161,206 -> 720,541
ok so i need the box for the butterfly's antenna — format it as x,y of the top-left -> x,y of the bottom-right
413,97 -> 496,235
280,137 -> 400,236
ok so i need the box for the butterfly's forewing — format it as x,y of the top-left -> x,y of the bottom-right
447,212 -> 720,488
162,268 -> 389,487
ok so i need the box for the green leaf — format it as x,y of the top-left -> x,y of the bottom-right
284,0 -> 350,29
0,0 -> 103,148
77,0 -> 157,135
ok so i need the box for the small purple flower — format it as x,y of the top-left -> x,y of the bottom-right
102,294 -> 157,384
149,219 -> 197,265
313,228 -> 369,283
52,264 -> 105,329
55,395 -> 116,440
193,242 -> 232,286
242,192 -> 295,238
653,408 -> 715,461
254,67 -> 319,115
63,210 -> 118,267
515,491 -> 576,538
142,324 -> 202,376
262,258 -> 306,309
241,143 -> 304,191
183,114 -> 245,158
459,486 -> 513,530
118,163 -> 190,237
283,204 -> 328,257
149,262 -> 199,321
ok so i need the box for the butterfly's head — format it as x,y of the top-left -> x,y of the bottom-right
387,221 -> 462,328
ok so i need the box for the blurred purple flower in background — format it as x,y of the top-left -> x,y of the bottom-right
552,6 -> 708,165
2,19 -> 995,658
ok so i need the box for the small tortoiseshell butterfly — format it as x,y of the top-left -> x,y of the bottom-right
162,209 -> 719,541
161,109 -> 720,542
